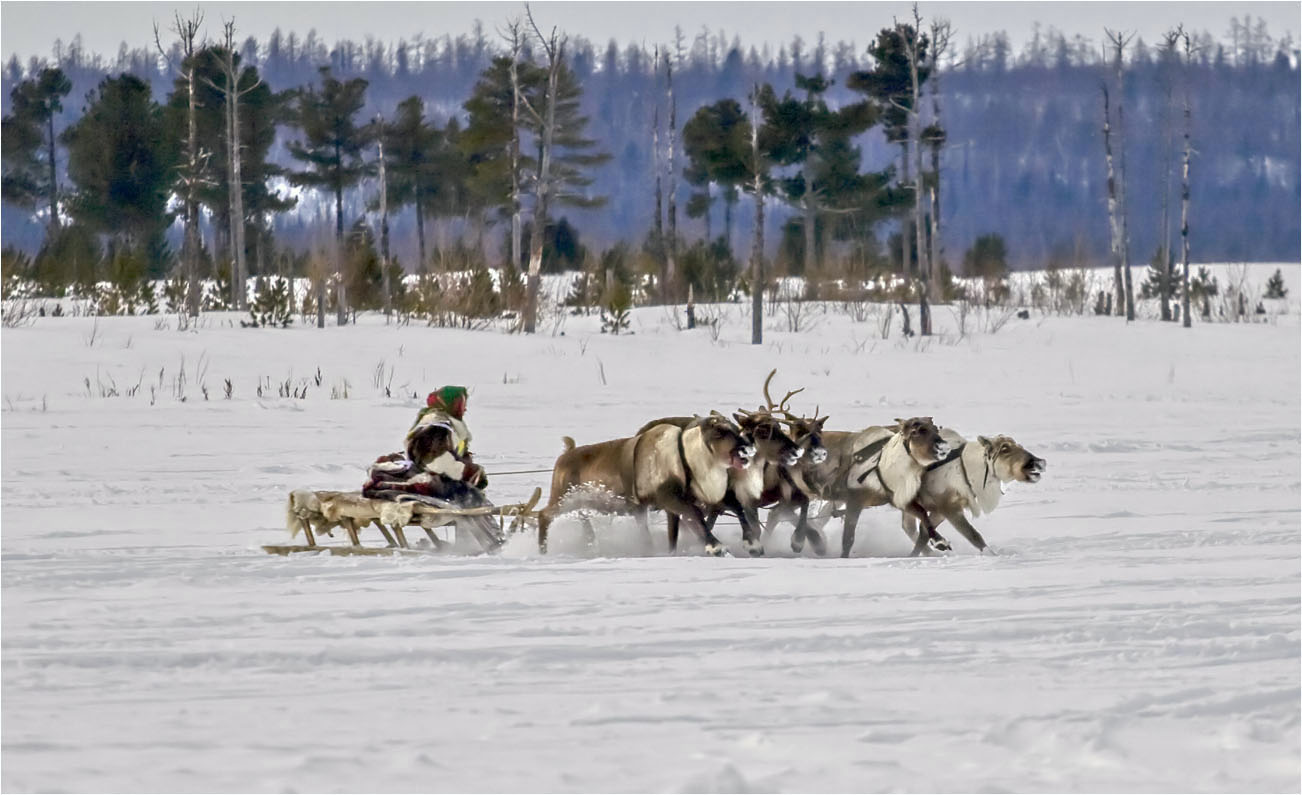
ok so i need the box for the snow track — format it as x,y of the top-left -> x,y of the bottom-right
3,267 -> 1299,791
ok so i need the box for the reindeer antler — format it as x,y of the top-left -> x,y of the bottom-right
762,368 -> 806,422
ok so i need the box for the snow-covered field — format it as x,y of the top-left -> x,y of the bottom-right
3,264 -> 1299,792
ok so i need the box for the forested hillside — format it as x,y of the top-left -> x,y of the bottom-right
2,15 -> 1297,275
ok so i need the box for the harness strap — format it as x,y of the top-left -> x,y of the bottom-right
676,425 -> 694,499
850,436 -> 890,466
925,446 -> 965,472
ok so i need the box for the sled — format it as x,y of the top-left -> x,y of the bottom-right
264,486 -> 542,556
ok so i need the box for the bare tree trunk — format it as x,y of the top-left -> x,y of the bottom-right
523,26 -> 561,335
46,112 -> 59,229
899,141 -> 911,278
802,181 -> 816,278
928,19 -> 951,302
906,11 -> 931,335
1180,32 -> 1193,329
1114,40 -> 1135,322
724,196 -> 733,252
666,57 -> 679,303
377,126 -> 391,319
185,64 -> 201,318
703,183 -> 712,242
653,92 -> 665,301
334,141 -> 347,327
507,32 -> 523,274
1157,43 -> 1175,322
157,13 -> 205,318
750,87 -> 764,346
1101,83 -> 1125,318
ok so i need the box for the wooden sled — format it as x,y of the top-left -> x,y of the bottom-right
264,486 -> 542,556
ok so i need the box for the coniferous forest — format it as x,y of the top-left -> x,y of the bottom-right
2,9 -> 1298,329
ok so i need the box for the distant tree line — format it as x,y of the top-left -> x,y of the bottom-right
1,10 -> 1298,332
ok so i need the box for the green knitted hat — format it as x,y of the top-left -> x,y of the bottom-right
424,385 -> 469,418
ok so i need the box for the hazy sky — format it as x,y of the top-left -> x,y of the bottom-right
2,1 -> 1299,63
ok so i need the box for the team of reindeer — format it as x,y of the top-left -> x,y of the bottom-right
537,370 -> 1047,557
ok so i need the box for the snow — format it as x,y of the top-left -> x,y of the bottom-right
3,264 -> 1299,792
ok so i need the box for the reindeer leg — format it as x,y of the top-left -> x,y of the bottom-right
905,501 -> 947,556
666,512 -> 680,554
661,493 -> 726,556
793,495 -> 825,556
944,510 -> 991,554
634,508 -> 655,556
721,493 -> 763,556
840,498 -> 864,558
537,507 -> 555,554
762,505 -> 787,541
580,515 -> 598,552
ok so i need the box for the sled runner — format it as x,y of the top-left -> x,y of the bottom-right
263,487 -> 541,556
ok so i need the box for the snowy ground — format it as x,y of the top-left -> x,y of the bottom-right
3,264 -> 1299,792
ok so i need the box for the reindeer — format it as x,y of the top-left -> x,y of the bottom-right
796,417 -> 952,557
901,431 -> 1046,554
538,414 -> 755,556
637,408 -> 803,556
731,370 -> 835,555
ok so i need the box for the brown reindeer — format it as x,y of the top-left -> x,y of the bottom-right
538,414 -> 755,556
638,409 -> 803,555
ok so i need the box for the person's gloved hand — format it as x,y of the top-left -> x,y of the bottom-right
462,458 -> 488,489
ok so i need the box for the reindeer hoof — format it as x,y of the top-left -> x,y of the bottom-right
790,535 -> 805,554
807,531 -> 827,556
743,539 -> 765,557
928,538 -> 951,554
704,543 -> 727,557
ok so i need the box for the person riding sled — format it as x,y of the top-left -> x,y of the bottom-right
362,386 -> 503,551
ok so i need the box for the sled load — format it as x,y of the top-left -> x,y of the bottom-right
262,487 -> 541,556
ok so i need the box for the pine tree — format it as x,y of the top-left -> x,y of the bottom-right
61,74 -> 178,276
761,72 -> 877,277
287,67 -> 374,326
682,99 -> 751,252
1,66 -> 71,231
386,96 -> 442,270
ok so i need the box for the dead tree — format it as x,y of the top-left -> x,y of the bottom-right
926,19 -> 952,302
375,114 -> 391,319
154,11 -> 206,317
665,30 -> 683,303
1106,29 -> 1136,322
1157,30 -> 1180,322
652,48 -> 665,299
204,20 -> 262,313
503,21 -> 526,276
899,6 -> 931,335
521,5 -> 565,334
1100,81 -> 1125,318
749,83 -> 765,346
1178,26 -> 1194,329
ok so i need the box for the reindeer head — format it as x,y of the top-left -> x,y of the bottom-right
733,410 -> 803,467
696,412 -> 755,470
783,413 -> 829,466
894,416 -> 949,465
978,435 -> 1046,483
